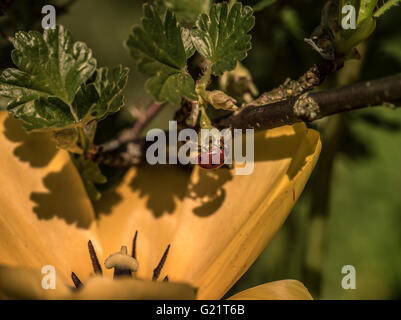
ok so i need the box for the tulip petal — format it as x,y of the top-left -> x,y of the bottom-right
95,164 -> 191,279
228,280 -> 313,300
0,265 -> 197,300
0,112 -> 100,283
72,276 -> 197,300
162,123 -> 321,299
0,265 -> 71,299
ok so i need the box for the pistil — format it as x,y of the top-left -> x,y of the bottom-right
104,245 -> 139,279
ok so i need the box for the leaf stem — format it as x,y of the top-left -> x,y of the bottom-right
199,103 -> 213,129
100,101 -> 166,153
196,62 -> 213,96
373,0 -> 401,17
78,127 -> 88,152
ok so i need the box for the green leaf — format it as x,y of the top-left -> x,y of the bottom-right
126,4 -> 196,104
73,65 -> 129,123
72,155 -> 107,201
156,0 -> 211,23
0,25 -> 129,132
0,25 -> 97,130
191,2 -> 255,76
357,0 -> 378,23
0,28 -> 129,132
181,28 -> 195,59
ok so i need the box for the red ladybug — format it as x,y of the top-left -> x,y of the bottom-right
197,147 -> 225,169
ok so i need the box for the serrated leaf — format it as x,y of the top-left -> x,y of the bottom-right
374,0 -> 401,18
73,65 -> 129,123
126,4 -> 196,104
181,28 -> 195,59
0,26 -> 129,132
0,26 -> 96,127
0,26 -> 128,132
191,2 -> 255,76
72,155 -> 107,201
18,96 -> 76,131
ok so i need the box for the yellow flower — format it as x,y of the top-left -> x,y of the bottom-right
0,111 -> 320,300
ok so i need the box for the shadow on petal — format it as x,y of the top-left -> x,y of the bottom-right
180,123 -> 315,218
3,116 -> 57,168
30,163 -> 94,228
128,164 -> 191,218
93,189 -> 123,216
187,169 -> 233,217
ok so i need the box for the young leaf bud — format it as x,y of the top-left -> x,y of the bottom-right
204,90 -> 238,111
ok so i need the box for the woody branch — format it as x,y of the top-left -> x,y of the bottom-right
217,73 -> 401,130
94,73 -> 401,166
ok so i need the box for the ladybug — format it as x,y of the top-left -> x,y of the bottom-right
197,146 -> 225,170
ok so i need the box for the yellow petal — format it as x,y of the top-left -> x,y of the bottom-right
72,276 -> 196,300
0,265 -> 71,299
162,123 -> 321,299
0,113 -> 101,283
228,280 -> 313,300
95,164 -> 191,279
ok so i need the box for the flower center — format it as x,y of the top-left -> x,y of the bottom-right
71,231 -> 170,289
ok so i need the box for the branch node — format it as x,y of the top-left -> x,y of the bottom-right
293,93 -> 320,122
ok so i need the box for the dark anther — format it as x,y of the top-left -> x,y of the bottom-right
88,240 -> 103,275
71,272 -> 83,289
163,276 -> 169,282
132,230 -> 138,259
153,244 -> 171,281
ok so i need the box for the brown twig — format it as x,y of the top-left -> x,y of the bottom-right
100,101 -> 166,152
217,73 -> 401,130
92,73 -> 401,167
243,60 -> 340,107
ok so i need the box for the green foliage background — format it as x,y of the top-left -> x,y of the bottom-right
1,0 -> 401,299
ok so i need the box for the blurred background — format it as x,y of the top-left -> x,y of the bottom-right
1,0 -> 401,299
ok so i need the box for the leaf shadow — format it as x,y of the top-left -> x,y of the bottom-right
93,189 -> 123,217
187,168 -> 233,217
30,163 -> 94,229
3,116 -> 57,167
129,164 -> 192,218
97,125 -> 316,220
185,125 -> 317,216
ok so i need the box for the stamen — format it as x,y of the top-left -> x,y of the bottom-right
153,244 -> 170,281
88,240 -> 103,275
71,272 -> 83,289
132,230 -> 138,259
